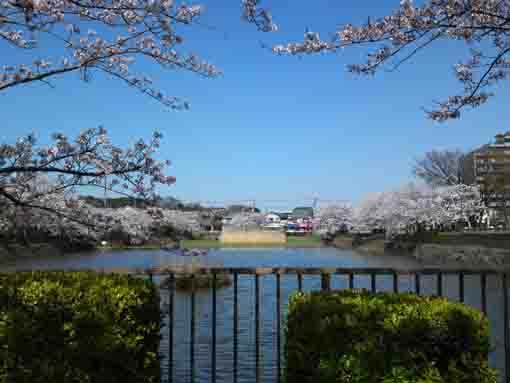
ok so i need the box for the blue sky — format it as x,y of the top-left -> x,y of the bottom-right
1,0 -> 508,210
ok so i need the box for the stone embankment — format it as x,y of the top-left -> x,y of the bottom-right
0,243 -> 63,261
333,234 -> 387,255
413,244 -> 510,267
333,232 -> 510,267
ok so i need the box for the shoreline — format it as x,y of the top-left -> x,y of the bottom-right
1,236 -> 326,260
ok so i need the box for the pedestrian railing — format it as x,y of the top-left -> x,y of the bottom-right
136,267 -> 510,383
4,267 -> 509,382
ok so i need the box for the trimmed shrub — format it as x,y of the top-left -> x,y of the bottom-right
0,272 -> 161,383
285,289 -> 497,383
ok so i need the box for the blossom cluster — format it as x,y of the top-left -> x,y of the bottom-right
0,128 -> 175,221
241,0 -> 277,32
312,183 -> 486,235
0,0 -> 220,107
352,183 -> 485,234
272,0 -> 510,120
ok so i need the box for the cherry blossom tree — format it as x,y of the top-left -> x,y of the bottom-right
354,191 -> 393,230
314,203 -> 354,235
0,127 -> 175,226
353,182 -> 485,237
0,0 -> 220,107
271,0 -> 510,121
437,183 -> 485,227
5,0 -> 508,120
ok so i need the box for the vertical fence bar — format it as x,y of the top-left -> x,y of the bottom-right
349,272 -> 354,289
297,273 -> 303,292
5,276 -> 12,382
321,273 -> 331,292
233,273 -> 238,383
276,273 -> 281,383
415,273 -> 421,296
481,273 -> 487,316
2,276 -> 7,381
393,271 -> 399,294
149,272 -> 153,283
503,273 -> 510,383
371,272 -> 376,293
190,275 -> 195,383
168,273 -> 174,383
13,275 -> 18,381
437,272 -> 443,297
255,274 -> 261,383
459,272 -> 465,303
211,273 -> 217,383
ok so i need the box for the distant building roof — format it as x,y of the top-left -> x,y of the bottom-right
291,207 -> 314,218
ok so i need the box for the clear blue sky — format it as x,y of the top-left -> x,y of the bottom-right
1,1 -> 508,210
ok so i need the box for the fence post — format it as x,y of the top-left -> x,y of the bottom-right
481,273 -> 487,316
255,274 -> 261,383
276,272 -> 281,383
190,275 -> 195,383
503,273 -> 510,383
168,273 -> 174,383
321,273 -> 331,292
233,273 -> 239,383
211,273 -> 217,383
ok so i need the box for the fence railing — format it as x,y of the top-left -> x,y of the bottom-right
132,267 -> 510,383
6,267 -> 508,382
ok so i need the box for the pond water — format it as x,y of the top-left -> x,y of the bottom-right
1,247 -> 508,382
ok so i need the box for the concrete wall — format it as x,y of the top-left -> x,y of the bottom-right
414,244 -> 510,267
220,230 -> 286,245
434,232 -> 510,248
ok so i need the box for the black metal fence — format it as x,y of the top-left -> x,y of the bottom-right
141,267 -> 510,383
4,267 -> 508,382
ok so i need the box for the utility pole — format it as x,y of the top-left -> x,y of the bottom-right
104,177 -> 107,209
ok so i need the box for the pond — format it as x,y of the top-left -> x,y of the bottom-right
1,247 -> 508,382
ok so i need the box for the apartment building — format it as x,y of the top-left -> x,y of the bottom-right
473,133 -> 510,223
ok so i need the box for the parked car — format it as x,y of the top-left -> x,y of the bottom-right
352,226 -> 372,235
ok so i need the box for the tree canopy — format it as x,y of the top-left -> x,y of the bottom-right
412,149 -> 470,187
273,0 -> 510,120
3,1 -> 510,118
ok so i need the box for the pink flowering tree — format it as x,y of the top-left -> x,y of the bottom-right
0,127 -> 175,228
353,183 -> 486,237
271,0 -> 510,121
0,0 -> 220,107
4,0 -> 506,119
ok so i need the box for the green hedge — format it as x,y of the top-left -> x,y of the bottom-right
286,290 -> 497,383
0,272 -> 161,383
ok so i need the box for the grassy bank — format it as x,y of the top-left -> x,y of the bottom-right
286,235 -> 324,248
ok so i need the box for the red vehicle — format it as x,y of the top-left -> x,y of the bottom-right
297,220 -> 313,233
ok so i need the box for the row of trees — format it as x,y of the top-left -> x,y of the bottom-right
315,183 -> 486,238
3,0 -> 510,246
413,147 -> 510,226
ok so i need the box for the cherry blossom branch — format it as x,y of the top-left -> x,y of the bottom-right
270,0 -> 510,121
1,0 -> 219,107
0,128 -> 175,225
